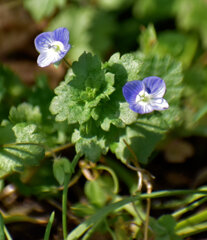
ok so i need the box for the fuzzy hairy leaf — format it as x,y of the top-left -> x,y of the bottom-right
0,123 -> 45,178
110,53 -> 183,164
9,103 -> 42,124
50,52 -> 115,125
72,129 -> 107,162
51,51 -> 183,163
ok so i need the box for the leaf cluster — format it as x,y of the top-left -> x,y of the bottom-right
50,51 -> 183,163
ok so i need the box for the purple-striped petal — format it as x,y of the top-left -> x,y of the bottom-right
130,102 -> 153,114
34,32 -> 54,52
37,50 -> 62,67
150,98 -> 169,111
122,80 -> 144,105
53,27 -> 70,47
143,76 -> 166,98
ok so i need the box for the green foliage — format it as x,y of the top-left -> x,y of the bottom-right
0,123 -> 45,178
23,0 -> 67,21
67,195 -> 140,240
28,76 -> 54,122
140,24 -> 198,69
108,53 -> 183,163
96,0 -> 132,10
9,103 -> 42,124
174,0 -> 207,48
133,0 -> 175,21
53,157 -> 72,185
84,176 -> 115,207
150,215 -> 182,240
3,1 -> 207,238
50,52 -> 115,124
0,212 -> 5,240
50,50 -> 183,163
0,64 -> 26,119
44,211 -> 55,240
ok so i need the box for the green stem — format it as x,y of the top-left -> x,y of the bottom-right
95,165 -> 119,194
45,143 -> 74,158
62,173 -> 71,239
62,153 -> 82,239
175,208 -> 207,231
173,197 -> 207,219
0,212 -> 5,240
140,189 -> 207,199
4,226 -> 13,240
144,197 -> 151,240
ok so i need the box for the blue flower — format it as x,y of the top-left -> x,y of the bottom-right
122,76 -> 169,114
34,27 -> 71,67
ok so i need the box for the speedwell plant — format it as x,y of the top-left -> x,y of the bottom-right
0,26 -> 187,240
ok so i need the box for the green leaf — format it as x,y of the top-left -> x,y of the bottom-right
28,75 -> 54,122
9,103 -> 42,124
72,129 -> 107,162
109,53 -> 183,164
23,0 -> 67,21
85,180 -> 107,208
53,157 -> 72,185
71,203 -> 96,218
13,123 -> 44,143
150,215 -> 182,240
93,52 -> 140,131
84,176 -> 114,207
0,143 -> 44,178
135,54 -> 183,128
155,31 -> 198,69
44,211 -> 55,240
139,24 -> 157,54
110,123 -> 164,164
0,123 -> 45,178
50,52 -> 115,125
51,51 -> 182,163
0,125 -> 15,145
139,24 -> 198,69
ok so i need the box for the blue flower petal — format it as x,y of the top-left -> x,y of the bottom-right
130,103 -> 153,114
143,76 -> 166,98
150,98 -> 169,111
53,27 -> 70,47
122,80 -> 144,105
37,50 -> 62,67
37,52 -> 52,67
34,32 -> 54,52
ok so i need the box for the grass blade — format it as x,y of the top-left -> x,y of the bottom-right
0,212 -> 5,240
44,211 -> 55,240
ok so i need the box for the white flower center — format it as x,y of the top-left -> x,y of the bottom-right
48,41 -> 64,53
135,89 -> 151,106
